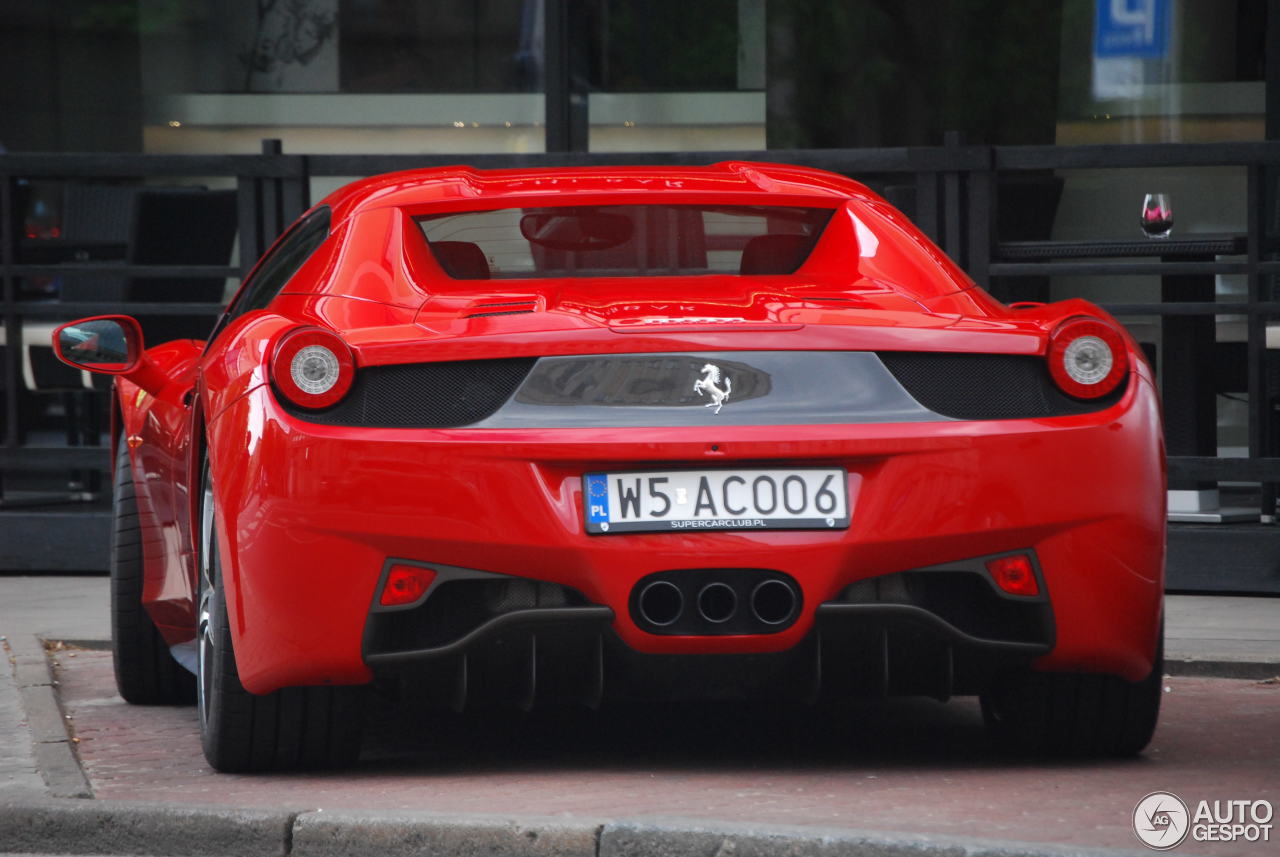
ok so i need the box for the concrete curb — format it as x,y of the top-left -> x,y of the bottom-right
291,809 -> 604,857
1165,657 -> 1279,680
0,799 -> 1186,857
596,816 -> 1167,857
8,634 -> 92,800
0,799 -> 294,857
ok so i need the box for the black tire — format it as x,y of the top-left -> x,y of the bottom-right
980,626 -> 1163,758
111,436 -> 196,705
197,460 -> 365,772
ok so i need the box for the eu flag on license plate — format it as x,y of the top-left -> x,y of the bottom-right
585,473 -> 610,526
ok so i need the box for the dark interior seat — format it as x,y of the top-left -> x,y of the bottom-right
739,234 -> 812,275
431,241 -> 490,279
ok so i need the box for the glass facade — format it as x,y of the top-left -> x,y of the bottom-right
2,0 -> 1280,582
1,1 -> 1271,156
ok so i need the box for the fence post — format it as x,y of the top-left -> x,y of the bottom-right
236,171 -> 264,281
942,130 -> 966,269
966,145 -> 996,289
281,153 -> 310,226
914,171 -> 941,245
1246,162 -> 1274,516
237,139 -> 305,278
544,0 -> 588,153
1,173 -> 19,449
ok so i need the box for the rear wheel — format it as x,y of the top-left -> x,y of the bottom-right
980,628 -> 1163,757
197,461 -> 365,771
110,435 -> 195,704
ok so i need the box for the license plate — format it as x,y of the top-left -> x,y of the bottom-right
583,468 -> 849,534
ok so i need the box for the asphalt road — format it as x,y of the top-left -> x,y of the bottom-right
52,647 -> 1280,856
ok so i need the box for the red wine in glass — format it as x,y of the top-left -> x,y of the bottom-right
1141,193 -> 1173,238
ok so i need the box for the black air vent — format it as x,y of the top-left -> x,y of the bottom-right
465,299 -> 538,319
878,352 -> 1126,419
466,308 -> 536,318
277,357 -> 537,427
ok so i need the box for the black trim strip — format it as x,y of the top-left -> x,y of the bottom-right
815,603 -> 1051,655
364,607 -> 614,665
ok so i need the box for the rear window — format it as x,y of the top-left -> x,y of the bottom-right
417,204 -> 833,279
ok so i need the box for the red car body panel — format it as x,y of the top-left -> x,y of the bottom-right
100,162 -> 1163,698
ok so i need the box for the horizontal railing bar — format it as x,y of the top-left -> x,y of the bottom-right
11,302 -> 224,318
0,153 -> 305,179
0,446 -> 110,469
0,148 -> 990,182
997,237 -> 1248,259
995,141 -> 1280,171
990,261 -> 1249,276
1,264 -> 239,279
304,145 -> 993,177
1168,456 -> 1280,482
1099,302 -> 1280,316
5,142 -> 1278,180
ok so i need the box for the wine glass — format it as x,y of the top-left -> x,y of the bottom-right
1140,193 -> 1173,238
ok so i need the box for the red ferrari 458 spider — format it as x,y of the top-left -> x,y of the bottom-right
54,162 -> 1165,771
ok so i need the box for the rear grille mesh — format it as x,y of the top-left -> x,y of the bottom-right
878,352 -> 1126,419
277,357 -> 536,427
278,351 -> 1126,427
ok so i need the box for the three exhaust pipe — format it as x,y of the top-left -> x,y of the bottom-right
633,571 -> 801,635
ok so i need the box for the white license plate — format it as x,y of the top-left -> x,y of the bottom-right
583,468 -> 849,534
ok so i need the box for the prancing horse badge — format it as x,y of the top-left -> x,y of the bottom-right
693,363 -> 731,414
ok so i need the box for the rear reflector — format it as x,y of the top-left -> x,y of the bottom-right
985,554 -> 1040,597
380,564 -> 437,607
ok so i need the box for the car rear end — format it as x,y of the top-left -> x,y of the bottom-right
204,167 -> 1164,758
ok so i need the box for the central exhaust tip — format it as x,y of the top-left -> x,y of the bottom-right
637,580 -> 684,627
751,579 -> 798,625
697,582 -> 738,624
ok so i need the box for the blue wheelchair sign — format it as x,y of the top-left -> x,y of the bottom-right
1095,0 -> 1169,59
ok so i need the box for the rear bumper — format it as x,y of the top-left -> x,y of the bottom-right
206,374 -> 1164,695
360,557 -> 1054,705
363,608 -> 1049,707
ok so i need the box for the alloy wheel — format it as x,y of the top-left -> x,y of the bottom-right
197,474 -> 216,731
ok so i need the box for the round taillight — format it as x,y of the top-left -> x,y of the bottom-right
1047,317 -> 1129,399
270,327 -> 355,409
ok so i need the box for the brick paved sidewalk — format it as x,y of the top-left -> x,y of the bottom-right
47,646 -> 1280,855
3,577 -> 1279,856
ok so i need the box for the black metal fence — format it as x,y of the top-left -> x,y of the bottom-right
4,139 -> 1280,591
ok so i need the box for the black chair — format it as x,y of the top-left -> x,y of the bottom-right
57,182 -> 137,303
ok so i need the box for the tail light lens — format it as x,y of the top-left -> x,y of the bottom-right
270,327 -> 355,409
1047,317 -> 1128,399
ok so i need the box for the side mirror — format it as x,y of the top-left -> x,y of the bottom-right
52,316 -> 144,375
